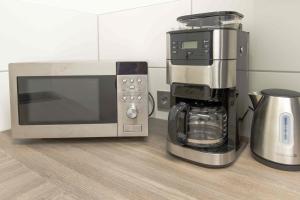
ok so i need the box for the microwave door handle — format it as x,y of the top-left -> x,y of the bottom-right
168,102 -> 189,144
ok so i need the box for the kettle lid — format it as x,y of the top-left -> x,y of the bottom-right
261,89 -> 300,98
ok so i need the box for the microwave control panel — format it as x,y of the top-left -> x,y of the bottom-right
116,62 -> 148,137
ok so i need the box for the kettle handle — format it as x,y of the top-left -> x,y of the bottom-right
168,102 -> 189,144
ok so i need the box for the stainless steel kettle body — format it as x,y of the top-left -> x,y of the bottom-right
249,89 -> 300,170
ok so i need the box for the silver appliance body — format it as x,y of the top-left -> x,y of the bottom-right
250,89 -> 300,170
9,62 -> 148,139
167,29 -> 248,88
166,12 -> 249,167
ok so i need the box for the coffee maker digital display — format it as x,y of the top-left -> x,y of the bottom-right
166,11 -> 249,167
181,41 -> 198,49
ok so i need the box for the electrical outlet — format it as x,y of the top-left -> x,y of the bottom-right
157,91 -> 170,111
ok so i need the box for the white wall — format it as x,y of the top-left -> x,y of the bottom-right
0,0 -> 98,70
250,0 -> 300,71
0,0 -> 98,131
22,0 -> 176,14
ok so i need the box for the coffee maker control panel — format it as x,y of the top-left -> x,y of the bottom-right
116,62 -> 148,137
169,30 -> 213,65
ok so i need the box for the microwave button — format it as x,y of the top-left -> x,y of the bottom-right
129,85 -> 135,89
123,124 -> 142,132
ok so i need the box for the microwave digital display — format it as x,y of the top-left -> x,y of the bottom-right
181,41 -> 198,49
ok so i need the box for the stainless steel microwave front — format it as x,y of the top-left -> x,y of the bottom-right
9,62 -> 148,139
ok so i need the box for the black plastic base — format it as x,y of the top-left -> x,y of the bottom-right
251,151 -> 300,171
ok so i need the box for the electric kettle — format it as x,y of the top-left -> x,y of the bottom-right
249,89 -> 300,171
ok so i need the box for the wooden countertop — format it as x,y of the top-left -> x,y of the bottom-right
0,119 -> 299,200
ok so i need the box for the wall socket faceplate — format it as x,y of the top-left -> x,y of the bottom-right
157,91 -> 170,111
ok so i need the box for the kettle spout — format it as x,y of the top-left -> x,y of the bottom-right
249,92 -> 263,110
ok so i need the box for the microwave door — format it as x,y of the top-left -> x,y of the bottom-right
15,75 -> 118,138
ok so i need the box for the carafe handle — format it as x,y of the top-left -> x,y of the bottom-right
168,102 -> 189,144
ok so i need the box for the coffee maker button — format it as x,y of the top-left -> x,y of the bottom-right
137,96 -> 142,100
129,85 -> 135,89
130,96 -> 135,100
130,79 -> 134,83
122,96 -> 127,101
137,78 -> 142,83
122,79 -> 127,84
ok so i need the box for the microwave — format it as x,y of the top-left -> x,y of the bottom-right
9,61 -> 148,139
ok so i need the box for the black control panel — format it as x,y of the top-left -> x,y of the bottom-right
169,30 -> 213,65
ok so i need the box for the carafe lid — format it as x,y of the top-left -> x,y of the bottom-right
261,89 -> 300,98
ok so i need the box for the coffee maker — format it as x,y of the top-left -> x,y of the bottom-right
167,11 -> 249,167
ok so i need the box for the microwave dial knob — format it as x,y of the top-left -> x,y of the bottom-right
126,104 -> 138,119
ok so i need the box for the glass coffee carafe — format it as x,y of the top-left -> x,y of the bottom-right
168,102 -> 227,148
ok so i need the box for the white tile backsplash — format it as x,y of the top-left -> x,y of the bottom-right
0,72 -> 11,132
249,0 -> 300,71
249,71 -> 300,93
0,0 -> 98,71
148,67 -> 169,120
98,0 -> 191,67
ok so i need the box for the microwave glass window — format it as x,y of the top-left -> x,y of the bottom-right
17,76 -> 117,125
181,41 -> 198,49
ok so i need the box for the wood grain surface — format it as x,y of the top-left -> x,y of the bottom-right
0,119 -> 299,200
